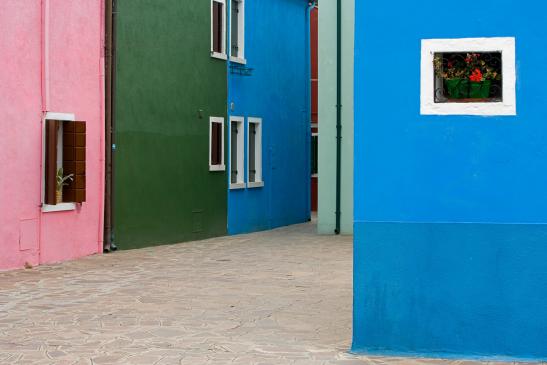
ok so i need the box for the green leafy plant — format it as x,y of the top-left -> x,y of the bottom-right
56,168 -> 74,192
434,53 -> 501,81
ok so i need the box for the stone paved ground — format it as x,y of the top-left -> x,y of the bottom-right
0,223 -> 543,365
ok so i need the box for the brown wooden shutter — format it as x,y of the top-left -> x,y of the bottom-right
44,120 -> 59,205
211,122 -> 221,166
63,121 -> 86,203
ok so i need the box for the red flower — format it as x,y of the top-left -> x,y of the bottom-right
469,68 -> 483,82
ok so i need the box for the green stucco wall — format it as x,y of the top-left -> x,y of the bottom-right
317,0 -> 354,234
113,0 -> 228,249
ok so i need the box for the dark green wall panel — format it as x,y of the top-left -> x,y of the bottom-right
114,0 -> 227,249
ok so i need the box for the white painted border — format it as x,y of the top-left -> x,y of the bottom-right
211,0 -> 227,60
420,37 -> 516,116
229,116 -> 245,189
247,117 -> 263,188
41,112 -> 76,213
229,0 -> 246,64
209,116 -> 226,171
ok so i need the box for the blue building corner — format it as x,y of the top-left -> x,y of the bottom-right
353,0 -> 547,361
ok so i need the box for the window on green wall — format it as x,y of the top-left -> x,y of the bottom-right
209,117 -> 225,171
230,0 -> 245,63
211,0 -> 227,60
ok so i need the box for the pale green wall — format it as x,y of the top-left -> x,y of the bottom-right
317,0 -> 354,234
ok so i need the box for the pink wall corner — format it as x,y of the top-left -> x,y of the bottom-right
0,0 -> 105,271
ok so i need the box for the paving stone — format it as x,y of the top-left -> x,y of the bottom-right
0,222 -> 542,364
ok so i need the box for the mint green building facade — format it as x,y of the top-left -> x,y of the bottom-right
317,0 -> 354,234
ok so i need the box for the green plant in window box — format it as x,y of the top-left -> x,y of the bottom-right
56,168 -> 74,204
434,53 -> 501,100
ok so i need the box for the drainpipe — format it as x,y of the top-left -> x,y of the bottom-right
334,0 -> 342,235
104,0 -> 115,251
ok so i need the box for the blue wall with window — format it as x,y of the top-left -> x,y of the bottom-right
227,0 -> 311,234
353,0 -> 547,361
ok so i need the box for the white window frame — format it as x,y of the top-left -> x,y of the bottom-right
420,37 -> 516,116
41,112 -> 76,213
229,116 -> 245,189
229,0 -> 246,64
247,117 -> 264,188
209,117 -> 226,172
211,0 -> 227,60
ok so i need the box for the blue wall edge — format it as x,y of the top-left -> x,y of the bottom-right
353,221 -> 547,360
348,347 -> 547,363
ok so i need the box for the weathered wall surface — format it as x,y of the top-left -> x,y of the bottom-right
0,0 -> 105,270
114,0 -> 227,248
317,0 -> 354,234
353,0 -> 547,360
227,0 -> 311,234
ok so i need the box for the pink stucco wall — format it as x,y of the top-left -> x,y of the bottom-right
0,0 -> 105,271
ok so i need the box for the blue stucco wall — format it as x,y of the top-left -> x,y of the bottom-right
353,0 -> 547,360
227,0 -> 311,234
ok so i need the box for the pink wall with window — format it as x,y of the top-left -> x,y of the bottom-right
0,0 -> 105,270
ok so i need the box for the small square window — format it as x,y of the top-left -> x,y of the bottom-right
433,52 -> 503,103
421,37 -> 516,116
209,117 -> 225,171
247,117 -> 263,188
230,117 -> 245,188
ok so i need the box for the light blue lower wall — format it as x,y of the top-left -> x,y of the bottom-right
353,222 -> 547,360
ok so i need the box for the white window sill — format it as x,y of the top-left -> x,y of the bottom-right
311,174 -> 318,178
247,181 -> 264,188
230,182 -> 246,190
210,164 -> 226,172
211,52 -> 227,61
42,203 -> 76,213
229,56 -> 247,65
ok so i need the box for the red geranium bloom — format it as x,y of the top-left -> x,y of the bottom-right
470,68 -> 483,82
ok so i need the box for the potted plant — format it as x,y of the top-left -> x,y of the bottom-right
434,54 -> 468,99
56,168 -> 74,204
434,53 -> 501,100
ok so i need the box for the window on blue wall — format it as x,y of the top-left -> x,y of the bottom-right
230,117 -> 245,189
247,118 -> 263,188
433,52 -> 503,103
230,0 -> 245,63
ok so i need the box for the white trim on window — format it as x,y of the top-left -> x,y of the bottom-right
247,117 -> 263,188
41,112 -> 76,213
229,0 -> 246,64
421,37 -> 516,116
211,0 -> 227,60
229,116 -> 245,189
209,117 -> 226,171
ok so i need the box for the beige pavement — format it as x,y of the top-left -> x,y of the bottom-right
0,223 -> 542,364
